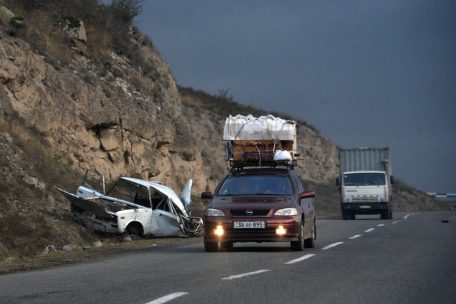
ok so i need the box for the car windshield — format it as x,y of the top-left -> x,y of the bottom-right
343,173 -> 386,186
217,174 -> 293,196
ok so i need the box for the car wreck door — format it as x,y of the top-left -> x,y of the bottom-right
150,209 -> 182,236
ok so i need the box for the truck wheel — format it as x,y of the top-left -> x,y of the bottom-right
304,221 -> 316,248
342,211 -> 352,220
291,223 -> 304,251
204,239 -> 218,252
381,210 -> 391,220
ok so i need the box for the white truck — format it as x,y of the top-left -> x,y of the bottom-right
336,148 -> 394,220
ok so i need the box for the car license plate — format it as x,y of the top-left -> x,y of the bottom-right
360,205 -> 371,209
234,221 -> 265,229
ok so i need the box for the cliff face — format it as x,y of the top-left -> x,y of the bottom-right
0,27 -> 339,193
1,30 -> 183,183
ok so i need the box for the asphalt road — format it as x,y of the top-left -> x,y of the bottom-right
1,212 -> 455,304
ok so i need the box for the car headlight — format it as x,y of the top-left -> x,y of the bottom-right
204,208 -> 225,217
274,208 -> 298,216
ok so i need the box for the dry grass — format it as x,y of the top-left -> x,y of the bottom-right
3,0 -> 146,67
0,212 -> 56,259
6,114 -> 80,191
0,116 -> 84,260
308,182 -> 341,219
179,86 -> 322,135
0,237 -> 199,274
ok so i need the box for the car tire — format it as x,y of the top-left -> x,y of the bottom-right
304,221 -> 316,248
342,211 -> 350,220
204,239 -> 218,252
126,222 -> 144,237
221,241 -> 234,251
291,223 -> 304,251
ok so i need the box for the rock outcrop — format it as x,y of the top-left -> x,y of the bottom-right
1,28 -> 193,186
0,25 -> 339,194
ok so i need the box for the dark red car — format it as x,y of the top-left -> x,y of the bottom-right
201,166 -> 316,252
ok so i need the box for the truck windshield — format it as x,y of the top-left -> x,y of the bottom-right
218,175 -> 293,196
343,173 -> 385,186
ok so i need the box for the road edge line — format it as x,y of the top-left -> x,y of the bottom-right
146,292 -> 188,304
285,254 -> 316,265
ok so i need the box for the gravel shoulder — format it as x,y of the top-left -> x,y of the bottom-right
0,236 -> 202,275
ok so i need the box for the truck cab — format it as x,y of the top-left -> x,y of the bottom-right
338,170 -> 393,219
337,147 -> 394,220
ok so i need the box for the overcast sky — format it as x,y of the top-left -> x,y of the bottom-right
135,0 -> 456,193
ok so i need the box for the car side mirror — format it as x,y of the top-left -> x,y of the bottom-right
335,177 -> 340,186
390,176 -> 395,185
201,192 -> 213,199
301,191 -> 316,199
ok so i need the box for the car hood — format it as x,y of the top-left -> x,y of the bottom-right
209,195 -> 295,209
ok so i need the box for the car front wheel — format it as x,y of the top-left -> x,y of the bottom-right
304,221 -> 316,248
291,223 -> 304,251
221,241 -> 233,251
204,239 -> 218,252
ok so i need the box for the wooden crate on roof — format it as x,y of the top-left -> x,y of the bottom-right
231,139 -> 295,161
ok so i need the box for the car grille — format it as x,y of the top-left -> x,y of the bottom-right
352,196 -> 379,202
224,228 -> 276,236
230,209 -> 270,216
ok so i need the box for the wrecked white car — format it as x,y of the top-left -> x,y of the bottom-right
57,177 -> 203,237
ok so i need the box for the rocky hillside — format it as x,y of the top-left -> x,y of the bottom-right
0,1 -> 449,261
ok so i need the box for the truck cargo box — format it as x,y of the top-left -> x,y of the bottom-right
339,147 -> 392,177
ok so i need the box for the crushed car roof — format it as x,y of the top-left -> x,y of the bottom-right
120,177 -> 187,215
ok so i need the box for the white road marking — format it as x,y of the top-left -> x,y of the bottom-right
322,242 -> 344,250
285,254 -> 315,265
392,220 -> 401,224
146,292 -> 188,304
377,224 -> 385,227
364,228 -> 375,233
349,234 -> 362,240
404,214 -> 414,220
221,269 -> 270,280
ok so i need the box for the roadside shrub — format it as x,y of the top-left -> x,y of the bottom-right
58,16 -> 81,29
3,0 -> 146,67
0,212 -> 55,258
110,0 -> 143,24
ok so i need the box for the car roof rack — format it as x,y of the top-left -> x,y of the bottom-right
229,160 -> 297,171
